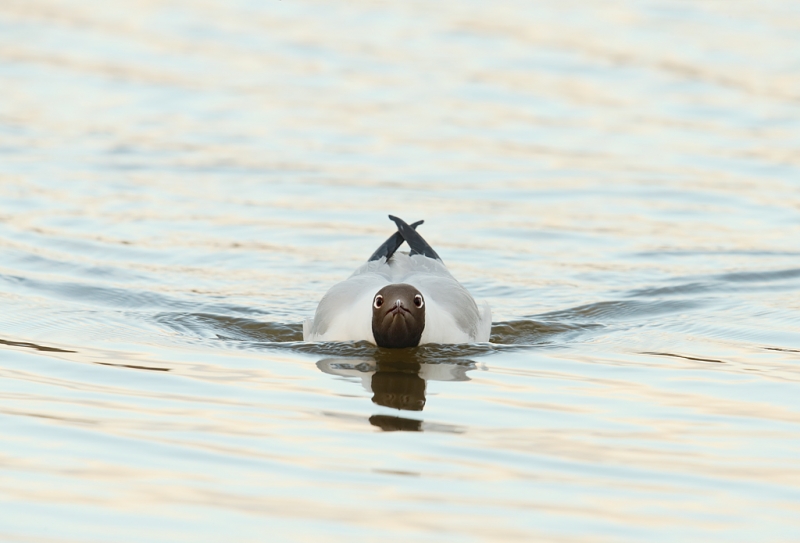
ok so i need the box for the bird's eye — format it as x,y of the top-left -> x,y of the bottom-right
414,294 -> 424,308
374,295 -> 384,308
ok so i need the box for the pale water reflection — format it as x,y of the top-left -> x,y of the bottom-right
2,0 -> 800,541
318,357 -> 476,412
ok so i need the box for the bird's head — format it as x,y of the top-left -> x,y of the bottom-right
371,283 -> 425,348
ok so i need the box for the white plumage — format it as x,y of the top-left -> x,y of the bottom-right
303,252 -> 492,345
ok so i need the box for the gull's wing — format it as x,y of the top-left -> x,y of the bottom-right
388,215 -> 442,261
304,260 -> 391,343
393,254 -> 491,343
368,220 -> 423,262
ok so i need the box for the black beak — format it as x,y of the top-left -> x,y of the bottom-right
388,300 -> 409,315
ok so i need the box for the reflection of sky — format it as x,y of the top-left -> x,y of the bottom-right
1,0 -> 800,541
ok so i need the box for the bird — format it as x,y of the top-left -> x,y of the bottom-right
303,215 -> 492,347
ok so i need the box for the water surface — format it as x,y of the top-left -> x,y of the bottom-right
2,1 -> 800,541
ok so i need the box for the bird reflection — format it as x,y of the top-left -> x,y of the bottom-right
370,363 -> 426,411
316,351 -> 475,432
368,414 -> 422,432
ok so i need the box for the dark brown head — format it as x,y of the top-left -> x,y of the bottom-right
371,283 -> 425,348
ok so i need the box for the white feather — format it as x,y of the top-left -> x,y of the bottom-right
304,253 -> 491,344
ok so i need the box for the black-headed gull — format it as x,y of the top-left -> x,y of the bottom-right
303,215 -> 492,347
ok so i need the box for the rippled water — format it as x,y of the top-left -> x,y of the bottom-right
2,1 -> 800,541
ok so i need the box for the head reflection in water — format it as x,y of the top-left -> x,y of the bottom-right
316,355 -> 475,431
369,363 -> 426,411
368,414 -> 423,432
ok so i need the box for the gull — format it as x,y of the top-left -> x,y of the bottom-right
303,215 -> 491,347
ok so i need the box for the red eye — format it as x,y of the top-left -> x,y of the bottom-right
414,294 -> 424,308
374,295 -> 384,308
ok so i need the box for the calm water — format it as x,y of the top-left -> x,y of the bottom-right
2,1 -> 800,541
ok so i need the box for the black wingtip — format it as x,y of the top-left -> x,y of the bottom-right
368,219 -> 424,262
388,215 -> 442,262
